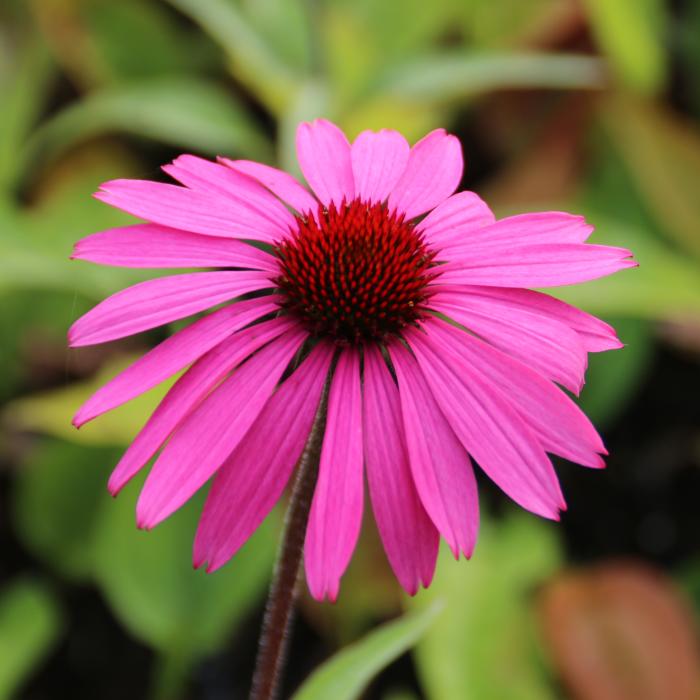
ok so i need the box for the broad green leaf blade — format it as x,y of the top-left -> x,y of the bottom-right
292,602 -> 443,700
24,77 -> 272,173
164,0 -> 301,113
92,478 -> 277,659
0,579 -> 62,700
582,0 -> 667,95
241,0 -> 312,74
81,0 -> 217,83
409,513 -> 560,700
12,439 -> 117,580
372,52 -> 606,103
0,35 -> 53,192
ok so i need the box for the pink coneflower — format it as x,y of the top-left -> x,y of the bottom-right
70,119 -> 635,601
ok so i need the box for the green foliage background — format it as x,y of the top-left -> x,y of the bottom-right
0,1 -> 699,698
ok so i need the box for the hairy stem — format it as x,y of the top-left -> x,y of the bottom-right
249,370 -> 331,700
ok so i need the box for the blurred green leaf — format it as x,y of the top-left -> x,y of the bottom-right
372,52 -> 605,103
241,0 -> 312,75
354,0 -> 453,60
82,0 -> 217,83
24,77 -> 272,172
578,319 -> 653,427
601,97 -> 700,258
93,477 -> 276,661
678,559 -> 700,611
0,579 -> 62,700
409,513 -> 560,700
0,35 -> 53,192
4,353 -> 178,446
458,0 -> 578,48
381,691 -> 420,700
0,289 -> 92,401
12,438 -> 116,580
165,0 -> 301,113
582,0 -> 667,95
293,602 -> 443,700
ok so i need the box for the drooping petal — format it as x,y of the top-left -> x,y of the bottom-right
387,129 -> 463,220
442,212 -> 594,256
73,297 -> 279,427
363,345 -> 439,593
94,179 -> 284,242
136,326 -> 306,529
426,319 -> 607,468
437,242 -> 636,288
387,342 -> 479,559
351,129 -> 409,204
163,155 -> 296,232
194,342 -> 334,571
71,224 -> 278,271
431,285 -> 622,352
68,270 -> 273,346
418,191 -> 495,249
429,290 -> 587,393
296,119 -> 355,207
107,318 -> 296,495
405,327 -> 565,519
219,157 -> 318,215
304,348 -> 363,601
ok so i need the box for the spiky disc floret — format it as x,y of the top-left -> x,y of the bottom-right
274,200 -> 437,344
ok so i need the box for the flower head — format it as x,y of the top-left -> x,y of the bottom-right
70,119 -> 635,601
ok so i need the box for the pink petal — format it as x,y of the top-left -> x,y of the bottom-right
443,212 -> 594,255
429,290 -> 587,393
296,119 -> 355,207
438,243 -> 636,288
304,348 -> 363,602
71,224 -> 278,271
427,319 -> 607,468
73,297 -> 278,427
163,155 -> 296,232
95,179 -> 284,243
387,342 -> 479,559
418,191 -> 495,248
433,285 -> 622,352
387,129 -> 463,220
405,327 -> 565,519
219,158 -> 318,215
68,271 -> 273,346
194,342 -> 334,571
136,326 -> 306,528
363,345 -> 439,593
351,129 -> 409,204
107,318 -> 295,495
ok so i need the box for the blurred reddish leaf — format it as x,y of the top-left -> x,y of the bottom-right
538,562 -> 700,700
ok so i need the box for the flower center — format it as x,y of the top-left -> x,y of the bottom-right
274,199 -> 436,344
